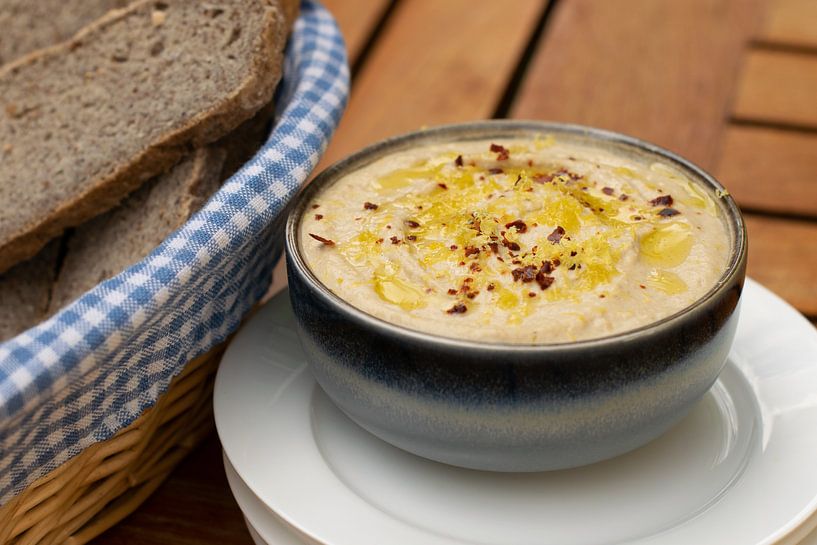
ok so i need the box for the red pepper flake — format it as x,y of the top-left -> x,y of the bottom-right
438,183 -> 448,190
446,303 -> 468,314
512,265 -> 538,283
547,226 -> 566,244
386,224 -> 392,229
487,283 -> 496,291
535,270 -> 555,290
488,242 -> 499,254
490,143 -> 510,161
639,284 -> 646,289
633,215 -> 643,221
658,207 -> 680,217
405,219 -> 421,228
363,201 -> 379,210
464,246 -> 480,257
599,294 -> 606,299
469,262 -> 482,272
650,195 -> 674,207
390,236 -> 401,245
308,233 -> 335,246
528,292 -> 537,298
602,187 -> 615,196
552,258 -> 561,267
406,235 -> 417,241
376,238 -> 384,244
540,260 -> 553,274
570,250 -> 577,257
504,219 -> 528,233
311,204 -> 320,209
454,155 -> 464,167
447,288 -> 458,295
466,292 -> 479,299
450,244 -> 458,250
619,194 -> 629,201
527,159 -> 534,167
488,167 -> 504,175
502,237 -> 520,252
314,214 -> 324,220
458,261 -> 466,266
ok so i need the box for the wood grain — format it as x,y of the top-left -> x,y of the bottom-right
745,214 -> 817,316
321,0 -> 392,66
732,50 -> 817,129
717,125 -> 817,217
757,0 -> 817,49
317,0 -> 546,169
511,0 -> 764,169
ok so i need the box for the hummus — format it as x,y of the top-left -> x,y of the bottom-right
299,136 -> 731,343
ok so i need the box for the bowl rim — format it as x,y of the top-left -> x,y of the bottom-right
285,120 -> 747,352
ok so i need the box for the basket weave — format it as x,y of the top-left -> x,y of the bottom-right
0,346 -> 223,545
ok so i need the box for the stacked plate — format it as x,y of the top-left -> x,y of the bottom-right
214,279 -> 817,545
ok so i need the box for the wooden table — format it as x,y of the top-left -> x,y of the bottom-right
92,0 -> 817,542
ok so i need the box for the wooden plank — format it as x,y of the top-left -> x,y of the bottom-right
744,214 -> 817,316
732,50 -> 817,129
716,125 -> 817,217
511,0 -> 764,170
757,0 -> 817,49
322,0 -> 392,65
317,0 -> 545,169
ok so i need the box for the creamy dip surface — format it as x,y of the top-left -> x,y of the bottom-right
299,136 -> 731,343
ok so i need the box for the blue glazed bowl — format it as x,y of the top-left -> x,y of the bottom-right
285,121 -> 747,472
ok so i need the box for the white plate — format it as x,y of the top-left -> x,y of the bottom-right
214,279 -> 817,545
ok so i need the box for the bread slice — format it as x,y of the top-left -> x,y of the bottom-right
0,0 -> 130,66
47,93 -> 278,315
48,148 -> 226,314
0,242 -> 59,342
0,0 -> 291,273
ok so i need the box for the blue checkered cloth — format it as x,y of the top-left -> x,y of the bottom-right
0,0 -> 348,505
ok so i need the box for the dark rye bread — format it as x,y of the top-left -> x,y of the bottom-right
48,148 -> 227,315
0,0 -> 291,274
0,0 -> 130,65
0,242 -> 59,342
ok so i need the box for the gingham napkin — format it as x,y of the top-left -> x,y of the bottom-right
0,0 -> 349,504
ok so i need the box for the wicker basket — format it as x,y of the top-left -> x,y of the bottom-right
0,346 -> 222,545
0,3 -> 347,542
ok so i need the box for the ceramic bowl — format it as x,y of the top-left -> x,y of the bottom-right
284,120 -> 747,472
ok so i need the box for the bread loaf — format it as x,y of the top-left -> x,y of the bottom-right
0,0 -> 290,273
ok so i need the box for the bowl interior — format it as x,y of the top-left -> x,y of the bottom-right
286,120 -> 747,350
